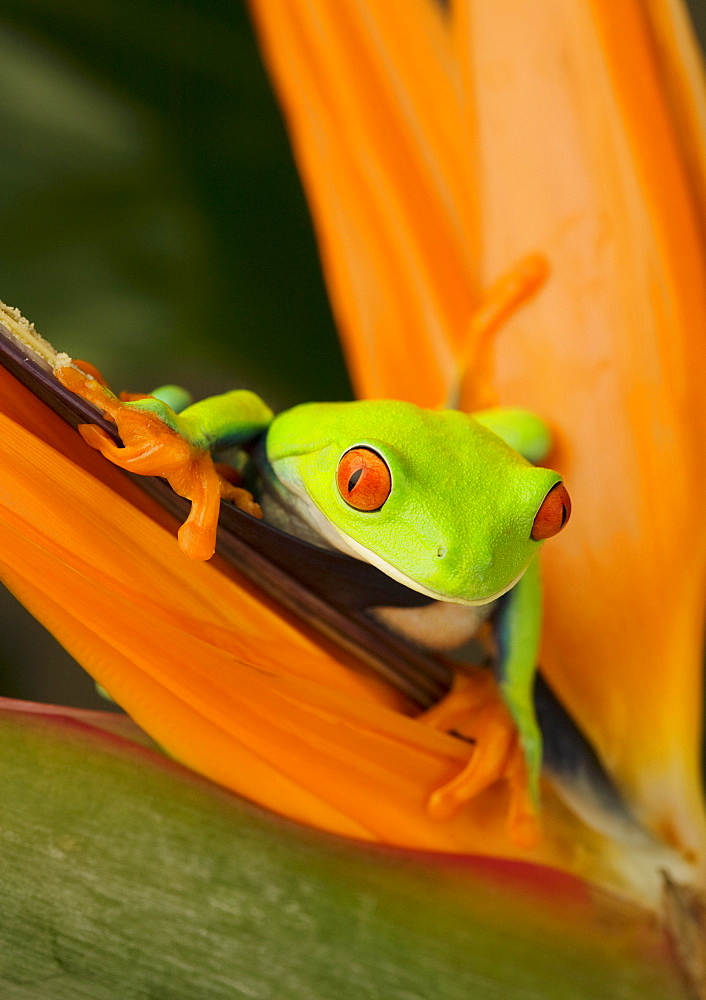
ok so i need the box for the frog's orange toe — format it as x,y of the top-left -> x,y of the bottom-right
426,700 -> 515,820
220,482 -> 263,520
178,518 -> 217,561
55,363 -> 249,562
420,665 -> 498,731
506,789 -> 542,849
77,422 -> 115,453
421,668 -> 540,846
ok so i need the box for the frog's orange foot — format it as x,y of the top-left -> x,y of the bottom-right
55,363 -> 261,560
420,670 -> 540,848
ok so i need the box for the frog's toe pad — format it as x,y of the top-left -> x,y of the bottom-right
220,481 -> 263,520
77,423 -> 114,453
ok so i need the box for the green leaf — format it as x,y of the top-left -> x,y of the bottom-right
0,703 -> 686,999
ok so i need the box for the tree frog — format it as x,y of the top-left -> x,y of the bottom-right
55,363 -> 570,839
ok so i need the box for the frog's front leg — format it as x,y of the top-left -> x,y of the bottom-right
494,554 -> 543,803
55,364 -> 272,560
467,403 -> 550,805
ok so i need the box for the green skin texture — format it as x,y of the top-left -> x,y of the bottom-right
133,388 -> 563,801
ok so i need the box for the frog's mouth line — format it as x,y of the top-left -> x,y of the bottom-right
330,525 -> 528,607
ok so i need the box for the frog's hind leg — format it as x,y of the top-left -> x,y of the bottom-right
420,667 -> 540,847
419,558 -> 544,847
424,670 -> 516,820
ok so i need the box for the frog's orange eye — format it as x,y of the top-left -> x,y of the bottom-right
337,447 -> 391,511
531,482 -> 571,540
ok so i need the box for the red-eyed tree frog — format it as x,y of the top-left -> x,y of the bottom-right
55,363 -> 570,842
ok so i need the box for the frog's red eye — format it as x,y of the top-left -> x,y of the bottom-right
531,482 -> 571,540
337,447 -> 391,511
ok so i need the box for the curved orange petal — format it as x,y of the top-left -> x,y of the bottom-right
249,0 -> 474,406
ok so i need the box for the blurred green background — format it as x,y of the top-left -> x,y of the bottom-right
0,0 -> 351,709
0,0 -> 704,711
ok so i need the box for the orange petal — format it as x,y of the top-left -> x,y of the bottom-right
249,0 -> 475,407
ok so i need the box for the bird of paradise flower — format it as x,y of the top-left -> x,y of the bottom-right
0,0 -> 705,996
